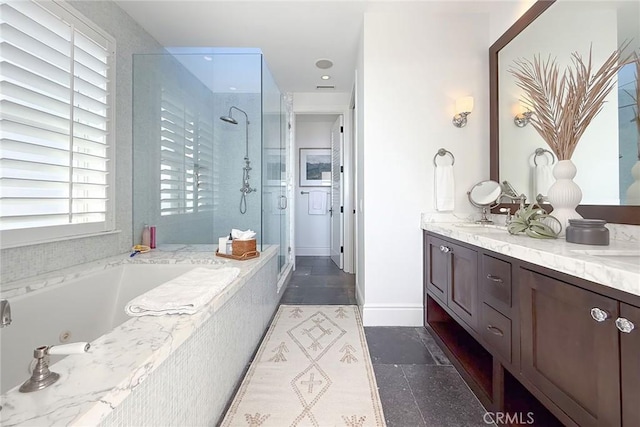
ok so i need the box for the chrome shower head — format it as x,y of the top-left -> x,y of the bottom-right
220,115 -> 238,125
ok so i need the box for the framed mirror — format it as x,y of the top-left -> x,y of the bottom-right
489,0 -> 640,224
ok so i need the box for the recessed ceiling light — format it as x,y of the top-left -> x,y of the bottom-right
315,59 -> 333,69
321,75 -> 331,80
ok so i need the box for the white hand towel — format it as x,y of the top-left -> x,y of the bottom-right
435,165 -> 455,211
534,164 -> 554,201
231,228 -> 256,240
308,190 -> 327,215
125,267 -> 240,317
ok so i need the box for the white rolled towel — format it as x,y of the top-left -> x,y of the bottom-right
125,267 -> 240,317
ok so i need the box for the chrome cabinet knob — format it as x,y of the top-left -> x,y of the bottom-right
615,317 -> 635,333
439,246 -> 451,253
590,307 -> 610,322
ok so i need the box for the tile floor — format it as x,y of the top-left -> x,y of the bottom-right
280,256 -> 490,427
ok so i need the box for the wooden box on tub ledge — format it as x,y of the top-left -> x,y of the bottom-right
232,239 -> 257,256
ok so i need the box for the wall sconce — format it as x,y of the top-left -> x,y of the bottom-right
514,104 -> 533,127
452,96 -> 473,128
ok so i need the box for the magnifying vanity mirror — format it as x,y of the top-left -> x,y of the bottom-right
489,0 -> 640,224
468,180 -> 503,224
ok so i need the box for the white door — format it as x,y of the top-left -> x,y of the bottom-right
330,116 -> 344,268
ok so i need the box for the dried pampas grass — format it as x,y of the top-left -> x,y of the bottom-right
509,45 -> 633,160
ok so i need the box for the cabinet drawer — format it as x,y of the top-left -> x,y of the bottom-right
481,254 -> 511,312
481,303 -> 511,363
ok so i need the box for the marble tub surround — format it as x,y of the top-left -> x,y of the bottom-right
0,244 -> 247,299
0,246 -> 278,426
421,220 -> 640,298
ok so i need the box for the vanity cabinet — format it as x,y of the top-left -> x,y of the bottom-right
423,230 -> 640,427
425,235 -> 478,331
519,268 -> 621,427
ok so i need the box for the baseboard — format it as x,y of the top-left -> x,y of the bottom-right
295,247 -> 330,256
361,304 -> 424,326
355,279 -> 365,307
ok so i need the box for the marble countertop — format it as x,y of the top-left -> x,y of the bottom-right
0,245 -> 277,426
421,217 -> 640,298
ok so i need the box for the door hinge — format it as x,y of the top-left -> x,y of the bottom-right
341,246 -> 344,253
340,206 -> 344,213
340,126 -> 344,133
340,165 -> 344,173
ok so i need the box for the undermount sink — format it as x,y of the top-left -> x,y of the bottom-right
570,249 -> 640,267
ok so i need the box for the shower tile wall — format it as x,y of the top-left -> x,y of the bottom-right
1,1 -> 163,285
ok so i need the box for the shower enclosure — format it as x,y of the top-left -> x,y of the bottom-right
132,50 -> 290,275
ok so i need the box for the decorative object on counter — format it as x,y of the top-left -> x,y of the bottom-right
125,267 -> 240,317
565,219 -> 610,245
467,180 -> 502,223
434,148 -> 455,211
141,224 -> 151,247
149,225 -> 156,249
215,249 -> 260,261
509,45 -> 630,235
626,52 -> 640,205
507,203 -> 560,239
218,236 -> 229,255
452,96 -> 474,128
130,245 -> 150,257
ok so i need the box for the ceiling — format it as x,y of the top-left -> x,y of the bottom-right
115,0 -> 368,94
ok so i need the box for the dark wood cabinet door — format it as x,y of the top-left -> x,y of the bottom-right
447,243 -> 478,331
519,268 -> 621,427
620,303 -> 640,427
426,236 -> 449,304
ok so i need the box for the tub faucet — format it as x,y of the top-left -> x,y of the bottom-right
1,300 -> 11,327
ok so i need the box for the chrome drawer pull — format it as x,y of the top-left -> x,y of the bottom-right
615,317 -> 635,333
486,325 -> 504,337
486,274 -> 503,283
590,307 -> 610,322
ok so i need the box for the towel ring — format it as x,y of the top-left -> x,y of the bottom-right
433,148 -> 455,166
533,148 -> 555,166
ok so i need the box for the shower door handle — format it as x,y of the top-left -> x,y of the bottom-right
278,195 -> 288,210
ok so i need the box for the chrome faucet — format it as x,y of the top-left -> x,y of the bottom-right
1,300 -> 11,327
500,193 -> 527,210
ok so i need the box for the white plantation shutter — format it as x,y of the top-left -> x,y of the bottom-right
160,86 -> 213,216
0,0 -> 115,246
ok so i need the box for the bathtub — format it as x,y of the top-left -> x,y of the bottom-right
0,246 -> 282,426
1,264 -> 218,394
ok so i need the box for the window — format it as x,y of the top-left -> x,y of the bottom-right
160,86 -> 213,216
0,0 -> 115,246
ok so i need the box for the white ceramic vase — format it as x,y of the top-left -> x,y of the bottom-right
546,159 -> 583,236
626,160 -> 640,205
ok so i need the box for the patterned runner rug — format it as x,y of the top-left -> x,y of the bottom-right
221,305 -> 386,427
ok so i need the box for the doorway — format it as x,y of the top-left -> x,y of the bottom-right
294,113 -> 352,271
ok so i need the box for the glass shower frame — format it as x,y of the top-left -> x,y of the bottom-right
132,51 -> 290,277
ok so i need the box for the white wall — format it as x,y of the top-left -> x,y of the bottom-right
359,6 -> 497,326
294,114 -> 338,256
